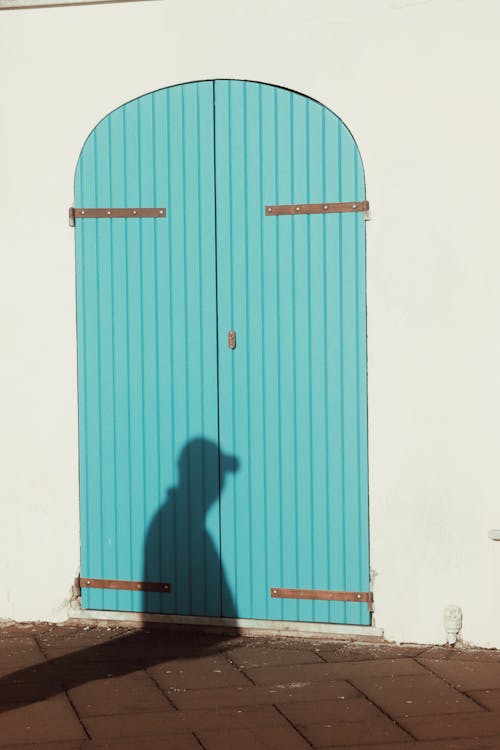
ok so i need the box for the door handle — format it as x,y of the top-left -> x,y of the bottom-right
228,330 -> 236,350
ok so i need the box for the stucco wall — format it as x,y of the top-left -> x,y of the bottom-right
1,0 -> 500,646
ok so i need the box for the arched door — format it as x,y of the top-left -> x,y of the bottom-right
74,80 -> 370,626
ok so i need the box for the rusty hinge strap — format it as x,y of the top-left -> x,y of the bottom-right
69,207 -> 166,223
80,577 -> 171,593
265,200 -> 369,216
271,587 -> 373,611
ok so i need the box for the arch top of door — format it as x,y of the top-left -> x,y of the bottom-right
74,79 -> 366,202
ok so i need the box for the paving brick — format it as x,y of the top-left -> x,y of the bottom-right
0,637 -> 46,673
68,669 -> 174,717
37,627 -> 127,647
54,660 -> 144,691
0,743 -> 83,750
0,636 -> 44,659
0,740 -> 200,750
423,646 -> 500,663
179,704 -> 287,731
400,712 -> 500,740
82,710 -> 186,739
419,658 -> 500,690
0,623 -> 52,638
410,740 -> 500,749
82,735 -> 202,749
37,634 -> 128,660
298,716 -> 410,747
82,704 -> 286,738
37,641 -> 143,664
350,673 -> 481,717
147,653 -> 251,690
404,740 -> 500,749
169,680 -> 360,710
0,658 -> 141,688
257,680 -> 361,704
196,724 -> 311,750
225,645 -> 323,668
318,642 -> 430,662
0,662 -> 59,685
320,743 -> 413,750
276,695 -> 389,725
0,659 -> 142,700
325,741 -> 500,750
0,680 -> 64,703
167,684 -> 266,711
0,697 -> 87,744
244,657 -> 427,686
38,630 -> 220,663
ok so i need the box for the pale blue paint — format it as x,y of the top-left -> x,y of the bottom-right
75,80 -> 370,624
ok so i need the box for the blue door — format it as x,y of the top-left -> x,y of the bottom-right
74,80 -> 370,625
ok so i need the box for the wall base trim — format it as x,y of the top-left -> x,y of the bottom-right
69,609 -> 384,640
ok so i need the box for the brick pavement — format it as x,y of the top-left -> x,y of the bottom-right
0,622 -> 500,748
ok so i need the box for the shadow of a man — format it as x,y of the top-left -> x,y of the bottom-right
0,438 -> 240,714
143,437 -> 239,617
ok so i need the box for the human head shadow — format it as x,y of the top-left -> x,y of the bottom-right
0,438 -> 240,713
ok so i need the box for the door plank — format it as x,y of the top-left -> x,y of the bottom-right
214,80 -> 370,625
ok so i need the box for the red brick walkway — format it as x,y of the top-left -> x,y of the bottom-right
1,622 -> 500,748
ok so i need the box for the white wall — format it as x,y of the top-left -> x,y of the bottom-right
1,0 -> 500,646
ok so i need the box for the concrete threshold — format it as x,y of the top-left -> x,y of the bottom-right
69,608 -> 384,641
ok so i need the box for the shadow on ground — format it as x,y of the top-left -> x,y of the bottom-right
2,623 -> 500,749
